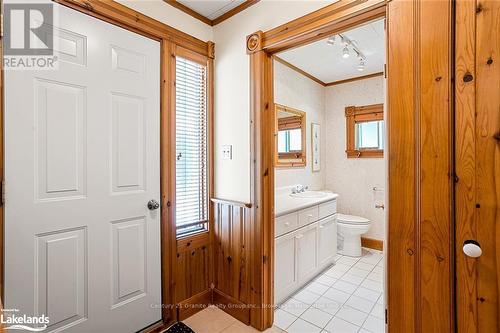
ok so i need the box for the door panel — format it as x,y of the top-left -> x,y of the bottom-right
4,4 -> 161,332
36,79 -> 87,201
455,0 -> 500,331
35,228 -> 87,330
111,217 -> 147,308
111,93 -> 146,193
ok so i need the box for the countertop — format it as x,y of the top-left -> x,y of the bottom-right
275,191 -> 338,217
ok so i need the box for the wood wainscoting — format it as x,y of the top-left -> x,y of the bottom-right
212,198 -> 253,325
173,198 -> 253,323
175,232 -> 212,321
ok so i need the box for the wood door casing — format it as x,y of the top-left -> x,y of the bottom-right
455,0 -> 500,332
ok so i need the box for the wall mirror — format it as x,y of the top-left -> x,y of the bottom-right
275,104 -> 306,167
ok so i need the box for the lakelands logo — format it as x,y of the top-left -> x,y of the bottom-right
3,1 -> 58,70
1,308 -> 49,331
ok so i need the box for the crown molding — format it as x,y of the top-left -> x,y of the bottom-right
164,0 -> 260,26
273,56 -> 326,86
274,56 -> 384,88
325,71 -> 384,86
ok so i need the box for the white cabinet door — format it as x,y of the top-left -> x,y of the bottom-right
296,224 -> 318,283
4,4 -> 161,332
275,232 -> 298,304
318,216 -> 337,267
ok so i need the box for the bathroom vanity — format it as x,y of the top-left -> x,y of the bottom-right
274,190 -> 339,304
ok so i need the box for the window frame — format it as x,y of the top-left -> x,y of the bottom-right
345,103 -> 384,158
173,45 -> 213,239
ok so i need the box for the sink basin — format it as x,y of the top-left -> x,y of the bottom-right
290,191 -> 328,198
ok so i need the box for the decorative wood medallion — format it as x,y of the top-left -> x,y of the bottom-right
246,31 -> 263,54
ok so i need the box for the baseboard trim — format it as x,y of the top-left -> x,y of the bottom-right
212,289 -> 251,325
139,320 -> 168,333
361,237 -> 384,251
177,289 -> 212,321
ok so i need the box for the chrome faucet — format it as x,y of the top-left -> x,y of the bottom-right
292,185 -> 308,194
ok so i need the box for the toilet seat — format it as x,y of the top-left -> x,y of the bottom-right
337,214 -> 370,225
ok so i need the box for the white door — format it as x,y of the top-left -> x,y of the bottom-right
275,232 -> 298,304
296,224 -> 318,283
4,4 -> 161,332
318,215 -> 337,267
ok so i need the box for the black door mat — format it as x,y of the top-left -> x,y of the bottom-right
163,322 -> 195,333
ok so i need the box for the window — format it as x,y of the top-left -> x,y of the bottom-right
175,53 -> 209,236
345,103 -> 384,158
356,120 -> 384,150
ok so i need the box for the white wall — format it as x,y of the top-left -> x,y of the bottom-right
324,77 -> 386,240
213,1 -> 331,202
118,0 -> 213,42
273,60 -> 326,190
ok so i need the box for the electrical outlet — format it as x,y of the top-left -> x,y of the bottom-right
222,145 -> 232,160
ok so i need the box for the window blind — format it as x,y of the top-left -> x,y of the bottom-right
175,55 -> 208,236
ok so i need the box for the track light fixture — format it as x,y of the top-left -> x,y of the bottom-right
327,33 -> 367,70
342,46 -> 350,58
357,60 -> 365,71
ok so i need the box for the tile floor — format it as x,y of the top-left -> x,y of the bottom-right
275,248 -> 385,333
181,248 -> 384,333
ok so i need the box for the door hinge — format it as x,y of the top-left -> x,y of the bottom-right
385,308 -> 388,324
1,180 -> 5,206
0,12 -> 4,38
384,64 -> 387,78
210,282 -> 215,304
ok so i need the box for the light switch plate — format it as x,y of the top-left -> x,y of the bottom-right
222,145 -> 232,160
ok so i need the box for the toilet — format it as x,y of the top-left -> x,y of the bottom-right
337,214 -> 371,257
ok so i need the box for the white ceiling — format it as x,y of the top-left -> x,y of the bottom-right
278,19 -> 385,83
177,0 -> 245,20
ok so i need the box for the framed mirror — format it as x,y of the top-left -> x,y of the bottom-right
275,104 -> 306,167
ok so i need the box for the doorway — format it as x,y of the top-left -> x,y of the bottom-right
272,17 -> 386,332
247,0 -> 455,331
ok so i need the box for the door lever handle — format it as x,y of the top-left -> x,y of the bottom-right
463,240 -> 482,258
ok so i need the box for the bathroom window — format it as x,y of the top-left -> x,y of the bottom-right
175,51 -> 209,237
356,120 -> 384,150
345,103 -> 384,158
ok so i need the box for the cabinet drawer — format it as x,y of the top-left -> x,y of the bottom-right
276,212 -> 298,237
318,200 -> 337,219
298,206 -> 319,227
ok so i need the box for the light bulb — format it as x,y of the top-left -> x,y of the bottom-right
342,46 -> 350,58
357,60 -> 365,71
326,36 -> 335,45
